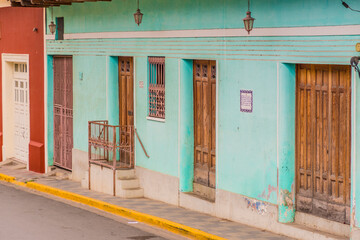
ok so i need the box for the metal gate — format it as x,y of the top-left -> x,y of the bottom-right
296,64 -> 351,224
193,60 -> 216,189
53,56 -> 73,170
13,63 -> 29,163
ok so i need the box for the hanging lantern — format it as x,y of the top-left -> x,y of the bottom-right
243,0 -> 255,34
49,7 -> 56,35
134,0 -> 143,26
49,21 -> 56,35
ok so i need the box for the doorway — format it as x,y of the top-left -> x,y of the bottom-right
296,64 -> 351,224
53,56 -> 73,170
1,54 -> 30,167
118,57 -> 134,168
193,60 -> 216,200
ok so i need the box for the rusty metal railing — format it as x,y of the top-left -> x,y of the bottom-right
88,120 -> 134,195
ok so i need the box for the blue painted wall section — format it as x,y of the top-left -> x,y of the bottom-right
107,56 -> 119,125
353,71 -> 360,229
278,63 -> 296,223
179,59 -> 194,192
47,56 -> 54,166
46,0 -> 360,34
73,55 -> 107,151
134,57 -> 179,177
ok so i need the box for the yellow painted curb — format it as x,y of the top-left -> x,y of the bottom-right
0,173 -> 16,182
0,174 -> 226,240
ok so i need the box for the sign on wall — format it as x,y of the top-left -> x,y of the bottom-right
240,90 -> 253,113
139,81 -> 144,88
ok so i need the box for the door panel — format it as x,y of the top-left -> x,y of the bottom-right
193,60 -> 216,189
53,57 -> 73,170
296,64 -> 351,224
13,63 -> 29,163
119,57 -> 134,168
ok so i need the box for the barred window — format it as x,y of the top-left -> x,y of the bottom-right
148,57 -> 165,119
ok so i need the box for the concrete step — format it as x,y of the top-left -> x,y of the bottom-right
45,166 -> 71,180
116,188 -> 144,199
116,169 -> 136,180
116,178 -> 140,190
295,212 -> 350,239
283,222 -> 348,240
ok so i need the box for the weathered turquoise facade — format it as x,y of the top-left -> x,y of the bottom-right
45,0 -> 360,237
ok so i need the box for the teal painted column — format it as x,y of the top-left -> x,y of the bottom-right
47,55 -> 54,166
278,63 -> 296,223
352,70 -> 360,237
179,59 -> 194,192
107,56 -> 119,125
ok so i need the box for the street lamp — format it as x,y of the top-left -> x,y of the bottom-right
134,0 -> 143,26
243,0 -> 255,34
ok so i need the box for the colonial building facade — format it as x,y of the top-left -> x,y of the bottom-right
41,0 -> 360,239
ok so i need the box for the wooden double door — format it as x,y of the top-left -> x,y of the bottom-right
118,57 -> 134,168
296,64 -> 351,224
193,60 -> 216,190
53,56 -> 73,170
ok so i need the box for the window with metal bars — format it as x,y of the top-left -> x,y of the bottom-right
148,57 -> 165,119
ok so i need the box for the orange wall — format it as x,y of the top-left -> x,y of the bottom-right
0,7 -> 44,173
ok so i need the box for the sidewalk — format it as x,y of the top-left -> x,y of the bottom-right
0,165 -> 292,240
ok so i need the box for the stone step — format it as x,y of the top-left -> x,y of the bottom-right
116,169 -> 136,180
295,212 -> 350,239
116,188 -> 144,199
282,222 -> 348,240
116,178 -> 140,190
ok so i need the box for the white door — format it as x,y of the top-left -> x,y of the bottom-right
13,63 -> 29,164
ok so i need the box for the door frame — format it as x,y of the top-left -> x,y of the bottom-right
52,55 -> 73,170
1,53 -> 30,169
276,62 -> 355,226
118,56 -> 135,167
178,58 -> 219,193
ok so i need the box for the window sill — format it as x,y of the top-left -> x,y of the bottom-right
146,116 -> 165,123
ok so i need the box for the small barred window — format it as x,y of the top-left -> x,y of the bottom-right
148,57 -> 165,119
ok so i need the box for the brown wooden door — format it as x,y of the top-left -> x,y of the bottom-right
296,64 -> 351,224
53,56 -> 73,170
119,57 -> 134,168
193,60 -> 216,189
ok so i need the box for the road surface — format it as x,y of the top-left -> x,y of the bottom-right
0,183 -> 187,240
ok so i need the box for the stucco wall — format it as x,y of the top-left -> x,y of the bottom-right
45,0 -> 360,223
0,7 -> 45,173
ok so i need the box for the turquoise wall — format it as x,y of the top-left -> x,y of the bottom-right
47,56 -> 54,166
46,0 -> 360,210
46,0 -> 360,34
134,57 -> 179,177
73,55 -> 107,151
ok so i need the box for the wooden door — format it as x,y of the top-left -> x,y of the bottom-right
193,60 -> 216,189
53,56 -> 73,170
13,63 -> 29,164
119,57 -> 134,168
296,64 -> 351,224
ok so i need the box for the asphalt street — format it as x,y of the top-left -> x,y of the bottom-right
0,183 -> 186,240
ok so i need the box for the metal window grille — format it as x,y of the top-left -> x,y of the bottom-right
148,57 -> 165,119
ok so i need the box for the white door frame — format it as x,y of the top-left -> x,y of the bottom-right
1,53 -> 30,169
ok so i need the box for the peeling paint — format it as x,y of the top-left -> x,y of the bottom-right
278,184 -> 295,222
245,198 -> 268,215
279,189 -> 293,208
352,198 -> 357,227
258,185 -> 277,200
